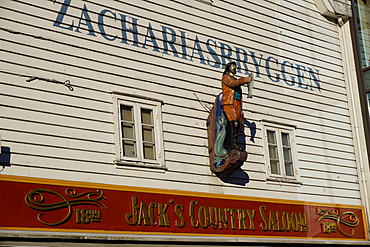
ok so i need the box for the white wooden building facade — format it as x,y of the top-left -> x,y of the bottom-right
0,0 -> 369,245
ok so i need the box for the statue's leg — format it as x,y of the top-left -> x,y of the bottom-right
230,120 -> 242,151
223,100 -> 243,151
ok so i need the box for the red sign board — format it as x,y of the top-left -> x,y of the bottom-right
0,175 -> 368,241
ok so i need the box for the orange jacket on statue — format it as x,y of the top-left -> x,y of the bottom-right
221,75 -> 249,105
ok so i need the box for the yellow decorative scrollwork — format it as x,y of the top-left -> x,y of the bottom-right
316,207 -> 359,237
25,188 -> 107,226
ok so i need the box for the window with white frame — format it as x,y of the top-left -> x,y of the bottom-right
263,123 -> 298,180
113,94 -> 164,168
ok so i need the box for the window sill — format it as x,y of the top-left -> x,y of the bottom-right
266,177 -> 302,185
114,160 -> 167,170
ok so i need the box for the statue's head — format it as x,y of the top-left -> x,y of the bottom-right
223,62 -> 237,75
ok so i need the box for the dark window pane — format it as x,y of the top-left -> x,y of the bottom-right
283,147 -> 292,162
121,105 -> 133,121
123,140 -> 136,157
365,69 -> 370,90
285,162 -> 294,176
267,130 -> 276,144
141,108 -> 153,125
122,123 -> 135,139
142,126 -> 154,142
281,132 -> 290,146
143,143 -> 155,160
270,160 -> 280,174
269,145 -> 278,159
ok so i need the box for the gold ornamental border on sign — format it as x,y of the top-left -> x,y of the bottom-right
317,207 -> 360,237
25,188 -> 107,226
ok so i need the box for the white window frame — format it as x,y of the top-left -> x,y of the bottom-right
113,93 -> 165,169
262,121 -> 299,182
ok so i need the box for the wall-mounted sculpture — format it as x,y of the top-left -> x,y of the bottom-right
207,62 -> 254,177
